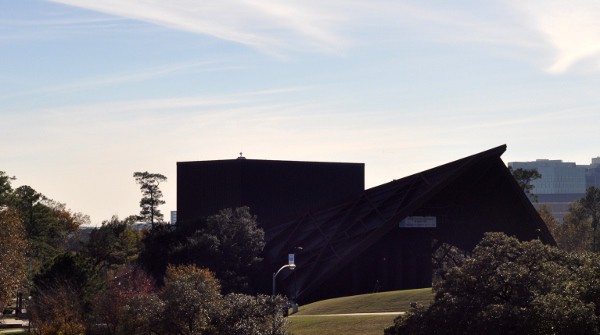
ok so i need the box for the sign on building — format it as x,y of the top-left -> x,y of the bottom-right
399,216 -> 436,228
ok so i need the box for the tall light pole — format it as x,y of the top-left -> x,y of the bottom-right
272,259 -> 296,298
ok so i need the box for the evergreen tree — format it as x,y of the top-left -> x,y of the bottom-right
133,172 -> 167,226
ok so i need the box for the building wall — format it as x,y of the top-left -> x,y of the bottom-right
510,160 -> 586,194
177,158 -> 365,229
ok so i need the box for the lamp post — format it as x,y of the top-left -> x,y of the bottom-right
271,255 -> 297,334
272,263 -> 296,297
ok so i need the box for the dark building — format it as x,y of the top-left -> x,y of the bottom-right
177,157 -> 364,229
265,145 -> 554,303
177,145 -> 554,303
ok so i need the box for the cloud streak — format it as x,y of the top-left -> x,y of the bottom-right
47,0 -> 600,74
49,0 -> 349,54
509,0 -> 600,73
0,60 -> 240,101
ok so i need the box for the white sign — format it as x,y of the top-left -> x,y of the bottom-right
399,216 -> 436,228
288,254 -> 295,266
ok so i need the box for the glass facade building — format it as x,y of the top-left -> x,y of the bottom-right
509,157 -> 600,222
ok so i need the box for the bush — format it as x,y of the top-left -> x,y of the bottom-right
386,233 -> 600,335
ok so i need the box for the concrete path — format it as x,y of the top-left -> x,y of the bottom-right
290,311 -> 405,317
0,317 -> 29,333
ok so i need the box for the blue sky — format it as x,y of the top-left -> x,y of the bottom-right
2,0 -> 600,225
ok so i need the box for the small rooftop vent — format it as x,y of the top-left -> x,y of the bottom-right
237,152 -> 246,160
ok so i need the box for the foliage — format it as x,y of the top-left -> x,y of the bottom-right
115,264 -> 288,335
551,187 -> 600,253
0,171 -> 15,206
0,207 -> 28,312
160,264 -> 223,335
93,267 -> 155,335
139,207 -> 265,293
218,293 -> 288,335
170,207 -> 265,293
137,224 -> 178,284
133,171 -> 167,226
508,166 -> 541,201
9,184 -> 87,272
431,242 -> 466,283
33,252 -> 102,310
537,205 -> 558,236
579,187 -> 600,251
553,202 -> 593,252
84,215 -> 143,271
117,292 -> 165,335
385,232 -> 600,335
29,283 -> 87,335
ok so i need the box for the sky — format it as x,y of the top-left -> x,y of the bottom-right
2,0 -> 600,225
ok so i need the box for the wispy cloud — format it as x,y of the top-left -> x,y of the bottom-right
0,60 -> 242,100
0,14 -> 138,43
508,0 -> 600,73
49,0 -> 350,55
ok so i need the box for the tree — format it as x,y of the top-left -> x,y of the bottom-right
170,207 -> 265,293
0,207 -> 28,312
579,187 -> 600,251
30,283 -> 87,335
160,264 -> 222,335
0,171 -> 15,206
551,187 -> 600,253
137,224 -> 178,284
386,233 -> 600,335
431,241 -> 467,283
10,185 -> 85,271
84,215 -> 143,271
11,185 -> 43,230
93,267 -> 155,335
33,252 -> 102,313
217,293 -> 288,335
537,205 -> 558,237
133,171 -> 167,226
509,166 -> 541,201
554,202 -> 593,252
99,264 -> 290,335
117,293 -> 164,335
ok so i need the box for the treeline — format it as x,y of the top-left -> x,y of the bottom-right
0,171 -> 287,335
1,171 -> 88,313
539,186 -> 600,252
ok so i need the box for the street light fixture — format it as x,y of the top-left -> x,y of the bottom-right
272,263 -> 296,297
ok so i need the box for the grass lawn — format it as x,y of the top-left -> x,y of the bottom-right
286,288 -> 433,335
288,315 -> 398,335
295,287 -> 433,315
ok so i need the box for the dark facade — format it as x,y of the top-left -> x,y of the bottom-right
177,158 -> 365,229
177,146 -> 554,304
265,145 -> 555,303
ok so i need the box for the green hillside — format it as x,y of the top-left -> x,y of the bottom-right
288,288 -> 434,335
295,287 -> 433,315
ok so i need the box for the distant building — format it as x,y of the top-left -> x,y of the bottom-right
509,157 -> 600,222
587,157 -> 600,190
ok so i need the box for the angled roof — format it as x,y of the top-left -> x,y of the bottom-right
264,145 -> 554,301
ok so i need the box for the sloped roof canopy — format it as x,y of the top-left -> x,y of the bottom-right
265,145 -> 554,302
